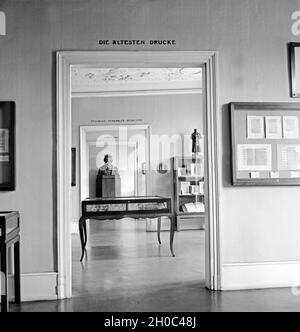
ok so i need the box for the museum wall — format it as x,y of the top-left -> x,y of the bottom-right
0,0 -> 299,275
71,94 -> 203,224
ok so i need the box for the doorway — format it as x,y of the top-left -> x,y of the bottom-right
74,124 -> 151,230
57,52 -> 221,299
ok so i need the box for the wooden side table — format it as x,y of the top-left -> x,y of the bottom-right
0,212 -> 21,313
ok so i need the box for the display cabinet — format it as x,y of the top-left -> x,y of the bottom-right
0,211 -> 21,312
0,102 -> 15,191
230,102 -> 300,186
79,196 -> 175,261
173,156 -> 205,230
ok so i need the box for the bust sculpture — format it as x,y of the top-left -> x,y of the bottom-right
98,154 -> 119,176
96,154 -> 120,197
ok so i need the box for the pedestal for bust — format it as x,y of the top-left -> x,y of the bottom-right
102,175 -> 121,198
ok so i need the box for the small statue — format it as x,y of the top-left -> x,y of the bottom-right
191,129 -> 202,155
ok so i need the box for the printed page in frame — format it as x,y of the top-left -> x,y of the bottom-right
247,116 -> 265,139
277,144 -> 300,171
237,144 -> 272,171
0,129 -> 9,153
265,116 -> 282,139
0,155 -> 9,162
283,116 -> 299,139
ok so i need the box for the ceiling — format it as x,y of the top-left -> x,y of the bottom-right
71,67 -> 202,95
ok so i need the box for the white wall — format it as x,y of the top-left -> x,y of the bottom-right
0,0 -> 300,290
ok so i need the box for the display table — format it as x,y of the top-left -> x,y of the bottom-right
0,212 -> 21,313
79,196 -> 175,261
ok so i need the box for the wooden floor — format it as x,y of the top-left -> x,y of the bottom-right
10,219 -> 300,312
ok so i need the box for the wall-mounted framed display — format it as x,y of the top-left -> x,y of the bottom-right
0,102 -> 15,191
71,147 -> 76,187
290,43 -> 300,98
230,102 -> 300,186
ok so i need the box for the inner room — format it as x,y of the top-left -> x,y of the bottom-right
70,67 -> 207,311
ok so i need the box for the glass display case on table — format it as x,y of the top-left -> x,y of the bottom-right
79,196 -> 175,261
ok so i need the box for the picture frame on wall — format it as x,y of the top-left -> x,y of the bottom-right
290,42 -> 300,98
247,116 -> 265,139
265,116 -> 282,139
230,102 -> 300,186
0,101 -> 15,191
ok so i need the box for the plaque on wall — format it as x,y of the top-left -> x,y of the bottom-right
0,102 -> 15,191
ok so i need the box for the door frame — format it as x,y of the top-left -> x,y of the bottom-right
56,51 -> 221,299
79,124 -> 151,202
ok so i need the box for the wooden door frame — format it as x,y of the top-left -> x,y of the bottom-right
79,124 -> 151,202
56,51 -> 221,299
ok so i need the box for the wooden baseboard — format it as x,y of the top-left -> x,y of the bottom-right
222,261 -> 300,290
0,273 -> 58,302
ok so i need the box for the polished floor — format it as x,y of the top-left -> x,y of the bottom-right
10,219 -> 300,312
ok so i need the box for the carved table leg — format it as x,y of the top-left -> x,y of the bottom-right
157,217 -> 162,245
1,244 -> 8,312
14,239 -> 21,304
83,219 -> 88,247
79,217 -> 86,262
170,216 -> 176,257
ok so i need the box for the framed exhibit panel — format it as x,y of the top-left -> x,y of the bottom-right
290,43 -> 300,98
230,102 -> 300,186
71,148 -> 76,187
0,102 -> 15,191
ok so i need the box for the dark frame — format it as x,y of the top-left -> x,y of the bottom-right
0,102 -> 15,191
71,147 -> 76,187
290,42 -> 300,98
230,102 -> 300,186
